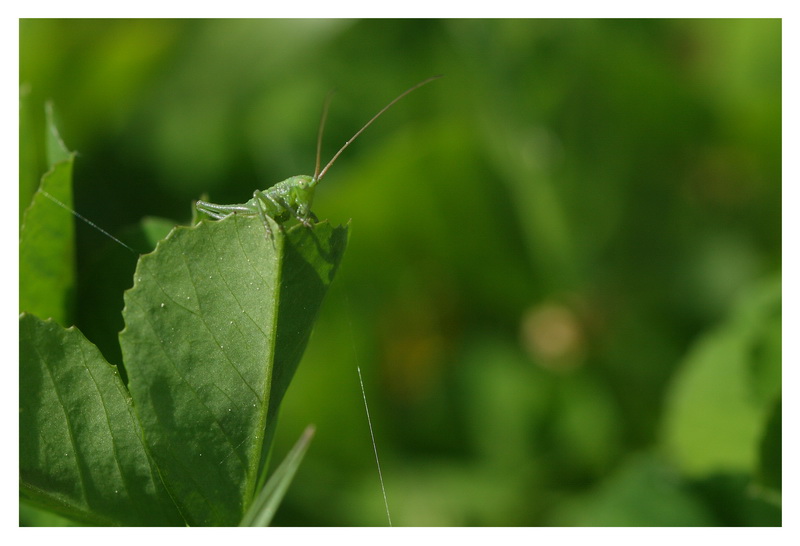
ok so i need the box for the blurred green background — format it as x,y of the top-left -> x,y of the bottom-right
19,19 -> 781,526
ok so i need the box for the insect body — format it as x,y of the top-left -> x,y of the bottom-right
196,175 -> 318,231
195,75 -> 441,237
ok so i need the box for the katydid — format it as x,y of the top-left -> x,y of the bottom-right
195,75 -> 441,237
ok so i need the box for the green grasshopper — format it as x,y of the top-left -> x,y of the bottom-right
195,76 -> 441,237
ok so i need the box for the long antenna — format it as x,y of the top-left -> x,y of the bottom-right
313,90 -> 336,180
315,75 -> 442,182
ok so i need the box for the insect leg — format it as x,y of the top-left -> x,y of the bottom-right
251,191 -> 277,240
199,210 -> 231,220
294,202 -> 317,227
258,190 -> 315,229
196,200 -> 253,220
298,212 -> 317,228
286,205 -> 315,228
254,189 -> 306,238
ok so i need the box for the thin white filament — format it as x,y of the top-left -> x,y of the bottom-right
358,366 -> 392,526
40,189 -> 137,254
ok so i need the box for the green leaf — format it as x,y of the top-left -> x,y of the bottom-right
119,215 -> 347,526
20,501 -> 85,527
662,275 -> 781,477
19,87 -> 46,223
19,314 -> 184,525
21,215 -> 348,525
44,102 -> 72,166
138,216 -> 179,250
240,425 -> 315,526
19,105 -> 77,326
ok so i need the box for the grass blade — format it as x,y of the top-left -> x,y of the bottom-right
240,425 -> 316,527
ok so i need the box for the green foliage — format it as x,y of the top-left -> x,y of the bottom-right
20,19 -> 780,526
758,399 -> 781,494
240,425 -> 316,526
119,217 -> 346,525
20,209 -> 348,524
19,313 -> 181,525
551,455 -> 717,526
19,104 -> 76,326
663,276 -> 781,478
